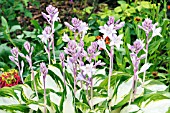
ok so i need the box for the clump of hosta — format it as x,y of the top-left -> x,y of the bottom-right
138,18 -> 162,83
128,39 -> 151,104
38,5 -> 60,64
0,69 -> 22,88
97,16 -> 125,97
60,18 -> 105,109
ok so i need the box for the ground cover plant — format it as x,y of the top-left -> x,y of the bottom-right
0,0 -> 170,113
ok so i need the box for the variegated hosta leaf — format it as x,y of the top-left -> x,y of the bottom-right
22,84 -> 35,100
89,97 -> 107,108
93,68 -> 106,87
50,92 -> 61,106
75,102 -> 90,113
139,99 -> 170,113
28,103 -> 56,113
120,105 -> 140,113
0,97 -> 19,105
144,80 -> 168,92
63,86 -> 75,113
40,74 -> 61,92
110,77 -> 133,106
48,65 -> 63,82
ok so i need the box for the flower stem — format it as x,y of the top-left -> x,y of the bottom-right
31,69 -> 39,99
86,83 -> 89,104
63,67 -> 66,86
108,46 -> 114,97
43,76 -> 46,113
52,39 -> 56,64
129,55 -> 138,105
73,64 -> 77,95
143,35 -> 149,85
18,64 -> 24,84
90,77 -> 93,110
48,45 -> 51,65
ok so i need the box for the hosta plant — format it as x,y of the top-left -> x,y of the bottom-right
0,4 -> 169,113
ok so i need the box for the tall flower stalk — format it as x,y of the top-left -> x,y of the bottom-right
39,5 -> 60,64
64,17 -> 88,95
40,62 -> 48,113
138,18 -> 162,84
63,18 -> 105,109
24,41 -> 39,99
98,16 -> 124,97
59,52 -> 66,85
9,47 -> 24,83
128,39 -> 151,104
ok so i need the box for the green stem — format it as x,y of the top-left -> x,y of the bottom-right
91,78 -> 93,110
143,34 -> 149,85
43,76 -> 46,113
108,46 -> 114,97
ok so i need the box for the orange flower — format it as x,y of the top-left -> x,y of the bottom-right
105,36 -> 110,45
96,36 -> 102,40
168,5 -> 170,10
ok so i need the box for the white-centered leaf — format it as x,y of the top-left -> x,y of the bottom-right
110,77 -> 133,106
14,90 -> 25,104
22,84 -> 34,99
120,105 -> 140,113
141,99 -> 170,113
40,74 -> 60,92
50,92 -> 61,106
89,97 -> 107,107
0,97 -> 19,105
138,63 -> 152,74
28,104 -> 39,111
144,80 -> 168,92
63,86 -> 75,113
48,65 -> 64,82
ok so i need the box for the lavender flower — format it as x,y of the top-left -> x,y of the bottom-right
72,17 -> 81,28
107,16 -> 115,26
109,34 -> 123,49
64,40 -> 77,55
38,26 -> 52,64
42,5 -> 60,24
62,33 -> 70,42
9,47 -> 24,83
86,42 -> 100,62
138,18 -> 153,35
127,39 -> 145,54
41,5 -> 60,64
23,41 -> 39,99
99,16 -> 125,97
38,26 -> 51,44
11,47 -> 19,57
138,18 -> 162,84
128,39 -> 151,104
40,62 -> 48,77
24,41 -> 30,53
59,52 -> 66,85
80,63 -> 95,79
64,17 -> 88,39
59,52 -> 66,70
99,24 -> 116,39
40,62 -> 48,113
